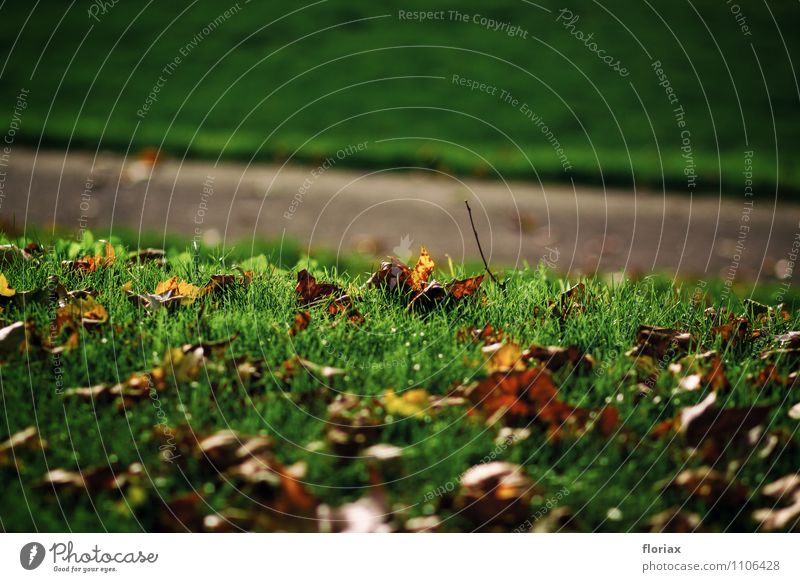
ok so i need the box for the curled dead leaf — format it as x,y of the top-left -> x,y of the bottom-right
295,269 -> 342,305
0,426 -> 46,468
632,325 -> 693,360
0,321 -> 27,355
679,391 -> 771,448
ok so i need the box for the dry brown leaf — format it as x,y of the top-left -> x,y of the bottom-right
445,274 -> 485,300
0,426 -> 46,468
289,311 -> 311,336
457,323 -> 505,344
0,321 -> 26,355
522,344 -> 595,373
317,491 -> 394,533
679,391 -> 771,448
63,241 -> 116,273
660,466 -> 748,506
647,507 -> 703,532
468,367 -> 619,438
326,394 -> 381,456
295,270 -> 342,305
457,462 -> 537,527
753,474 -> 800,531
632,325 -> 693,360
282,356 -> 345,381
776,331 -> 800,348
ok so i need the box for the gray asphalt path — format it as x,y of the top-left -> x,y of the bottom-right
1,147 -> 798,282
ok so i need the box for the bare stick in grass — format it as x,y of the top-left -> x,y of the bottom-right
464,200 -> 504,289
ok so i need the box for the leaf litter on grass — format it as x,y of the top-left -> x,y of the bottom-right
1,238 -> 799,531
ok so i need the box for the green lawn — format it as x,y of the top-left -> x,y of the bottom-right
0,0 -> 798,194
1,235 -> 799,532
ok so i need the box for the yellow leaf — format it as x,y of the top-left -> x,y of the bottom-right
56,296 -> 109,328
155,276 -> 200,305
482,342 -> 525,373
384,388 -> 429,417
410,246 -> 435,291
101,241 -> 116,267
0,273 -> 15,297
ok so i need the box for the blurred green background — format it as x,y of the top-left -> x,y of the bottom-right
0,0 -> 797,193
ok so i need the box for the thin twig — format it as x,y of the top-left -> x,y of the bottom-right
464,200 -> 504,289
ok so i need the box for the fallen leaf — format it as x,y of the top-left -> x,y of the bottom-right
467,367 -> 617,438
548,282 -> 586,319
659,466 -> 748,506
282,356 -> 345,381
445,275 -> 485,300
457,323 -> 504,344
154,276 -> 200,305
0,321 -> 26,355
469,368 -> 556,423
405,515 -> 441,532
198,430 -> 273,471
295,269 -> 342,305
56,296 -> 109,329
326,394 -> 381,456
0,273 -> 15,297
482,342 -> 526,373
128,248 -> 166,265
0,244 -> 32,265
457,462 -> 537,527
676,354 -> 729,393
367,257 -> 413,293
632,325 -> 693,360
679,391 -> 771,448
522,344 -> 595,373
678,374 -> 703,392
37,464 -> 134,495
384,389 -> 429,417
63,240 -> 116,273
363,443 -> 404,462
647,507 -> 703,532
708,309 -> 750,346
410,246 -> 435,290
317,491 -> 394,532
289,311 -> 311,336
753,474 -> 800,531
0,426 -> 46,468
776,331 -> 800,348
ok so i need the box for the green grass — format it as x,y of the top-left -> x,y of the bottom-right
0,0 -> 798,194
1,234 -> 799,532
